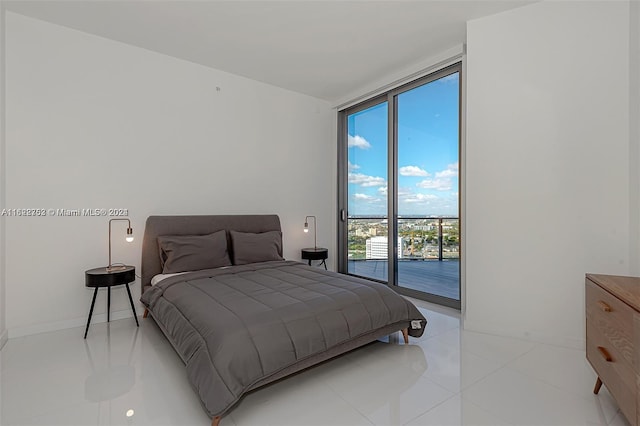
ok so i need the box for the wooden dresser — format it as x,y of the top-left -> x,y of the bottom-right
586,274 -> 640,426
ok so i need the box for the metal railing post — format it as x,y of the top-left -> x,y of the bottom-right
438,218 -> 443,261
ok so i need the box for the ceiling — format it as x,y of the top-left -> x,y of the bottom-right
4,0 -> 535,102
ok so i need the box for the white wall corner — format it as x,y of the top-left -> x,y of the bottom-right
0,0 -> 7,342
629,0 -> 640,276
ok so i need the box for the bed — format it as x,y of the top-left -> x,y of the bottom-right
139,215 -> 427,426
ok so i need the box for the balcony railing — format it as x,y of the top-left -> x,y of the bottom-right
347,216 -> 460,301
348,216 -> 460,262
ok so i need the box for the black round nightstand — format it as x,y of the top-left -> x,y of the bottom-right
84,266 -> 138,338
301,248 -> 328,270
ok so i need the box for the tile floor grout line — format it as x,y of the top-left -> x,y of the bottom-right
400,392 -> 460,426
464,364 -> 617,426
317,366 -> 377,426
457,393 -> 516,426
498,358 -> 623,425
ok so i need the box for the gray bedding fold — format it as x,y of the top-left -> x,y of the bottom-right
140,260 -> 427,418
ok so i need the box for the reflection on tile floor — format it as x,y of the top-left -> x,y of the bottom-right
0,298 -> 630,426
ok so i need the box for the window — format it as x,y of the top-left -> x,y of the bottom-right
338,63 -> 461,309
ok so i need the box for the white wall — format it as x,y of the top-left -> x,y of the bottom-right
465,0 -> 632,348
0,2 -> 7,349
5,12 -> 334,337
630,0 -> 640,276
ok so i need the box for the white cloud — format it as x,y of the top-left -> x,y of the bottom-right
416,178 -> 453,191
435,162 -> 459,179
349,173 -> 386,187
399,166 -> 430,177
348,161 -> 360,171
417,193 -> 438,200
397,187 -> 437,204
403,193 -> 438,203
378,186 -> 388,195
348,134 -> 371,149
354,193 -> 375,201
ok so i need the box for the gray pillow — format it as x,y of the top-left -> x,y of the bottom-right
230,230 -> 283,265
158,230 -> 231,274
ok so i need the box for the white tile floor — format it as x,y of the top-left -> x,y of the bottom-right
0,299 -> 631,426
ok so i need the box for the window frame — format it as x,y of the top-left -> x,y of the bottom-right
337,62 -> 462,309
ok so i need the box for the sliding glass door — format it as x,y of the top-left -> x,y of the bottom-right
344,99 -> 389,282
396,71 -> 460,302
339,63 -> 461,308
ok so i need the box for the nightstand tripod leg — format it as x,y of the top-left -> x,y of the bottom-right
125,283 -> 139,327
107,286 -> 111,322
84,288 -> 98,339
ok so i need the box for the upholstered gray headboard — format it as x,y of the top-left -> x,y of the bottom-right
141,215 -> 282,294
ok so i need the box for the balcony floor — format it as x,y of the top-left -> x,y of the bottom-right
347,259 -> 460,301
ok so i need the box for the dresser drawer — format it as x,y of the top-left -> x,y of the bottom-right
587,317 -> 636,423
586,280 -> 634,366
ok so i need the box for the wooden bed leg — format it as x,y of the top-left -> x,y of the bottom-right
143,308 -> 149,319
593,377 -> 603,394
402,328 -> 409,344
212,416 -> 221,426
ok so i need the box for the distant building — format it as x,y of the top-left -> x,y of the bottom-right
366,236 -> 403,259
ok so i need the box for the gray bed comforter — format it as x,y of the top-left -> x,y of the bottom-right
140,260 -> 427,418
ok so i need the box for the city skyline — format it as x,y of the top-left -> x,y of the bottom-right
348,217 -> 460,262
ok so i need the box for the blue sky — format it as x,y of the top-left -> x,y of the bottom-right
348,72 -> 459,217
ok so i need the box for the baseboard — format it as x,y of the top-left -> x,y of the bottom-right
8,309 -> 138,338
0,328 -> 8,351
462,320 -> 585,350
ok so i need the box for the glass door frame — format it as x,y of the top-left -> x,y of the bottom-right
338,62 -> 462,310
337,93 -> 388,274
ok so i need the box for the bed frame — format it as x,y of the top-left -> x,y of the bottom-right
140,215 -> 409,426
